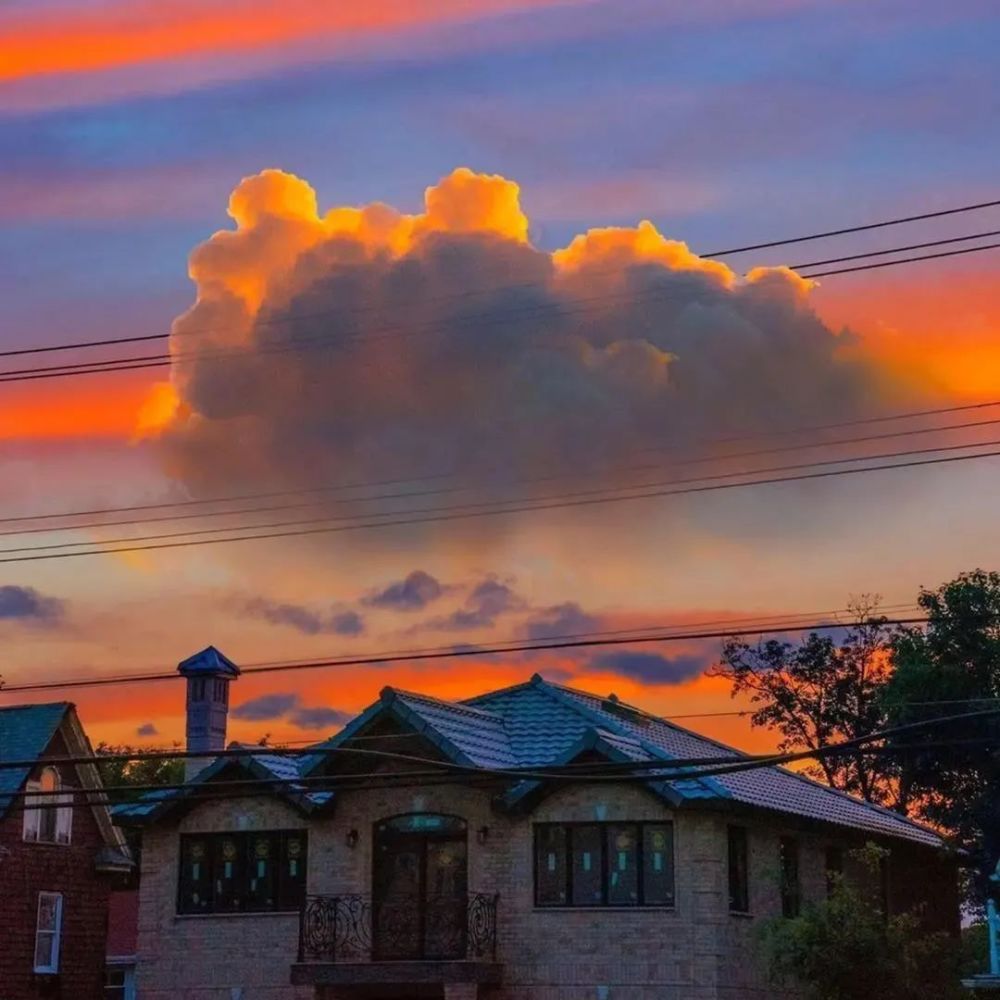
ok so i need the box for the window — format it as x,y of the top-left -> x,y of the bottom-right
105,967 -> 126,999
825,845 -> 844,897
728,825 -> 750,913
34,892 -> 63,973
534,822 -> 674,908
779,836 -> 800,918
177,830 -> 307,914
105,964 -> 135,1000
23,767 -> 73,845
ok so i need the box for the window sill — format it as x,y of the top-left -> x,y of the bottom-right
532,906 -> 676,913
729,910 -> 754,919
175,910 -> 299,920
23,840 -> 72,847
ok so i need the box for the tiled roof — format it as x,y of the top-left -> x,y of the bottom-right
469,678 -> 942,847
0,703 -> 69,817
385,689 -> 518,769
113,745 -> 325,822
117,675 -> 943,848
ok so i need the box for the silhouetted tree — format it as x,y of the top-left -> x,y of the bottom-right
712,600 -> 908,810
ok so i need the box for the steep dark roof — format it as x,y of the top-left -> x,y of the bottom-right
0,702 -> 70,817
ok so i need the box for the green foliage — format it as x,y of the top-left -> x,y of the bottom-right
961,922 -> 989,979
95,742 -> 185,802
759,845 -> 965,1000
884,570 -> 1000,899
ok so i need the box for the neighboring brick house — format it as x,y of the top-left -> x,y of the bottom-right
118,647 -> 959,1000
0,702 -> 132,1000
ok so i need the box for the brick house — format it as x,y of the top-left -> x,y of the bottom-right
0,702 -> 132,1000
118,647 -> 959,1000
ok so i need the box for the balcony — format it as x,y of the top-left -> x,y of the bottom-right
292,893 -> 502,992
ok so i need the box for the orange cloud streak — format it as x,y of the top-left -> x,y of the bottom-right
814,266 -> 1000,402
0,371 -> 157,441
0,0 -> 567,83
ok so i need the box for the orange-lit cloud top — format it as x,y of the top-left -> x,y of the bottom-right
144,165 -> 886,516
0,0 -> 567,84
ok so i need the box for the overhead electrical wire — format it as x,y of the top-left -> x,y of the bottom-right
0,208 -> 1000,381
1,397 -> 998,530
0,612 -> 935,694
4,415 -> 998,541
0,438 -> 998,564
8,706 -> 1000,810
1,195 -> 998,363
798,240 -> 1000,278
2,237 -> 998,385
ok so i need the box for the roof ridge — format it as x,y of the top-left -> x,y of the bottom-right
385,686 -> 503,719
0,701 -> 72,714
461,677 -> 538,705
548,680 -> 752,758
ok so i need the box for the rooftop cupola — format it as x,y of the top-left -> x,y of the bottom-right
178,645 -> 240,781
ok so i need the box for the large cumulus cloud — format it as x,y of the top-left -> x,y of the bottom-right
150,167 -> 882,515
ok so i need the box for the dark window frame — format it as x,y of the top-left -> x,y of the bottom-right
177,830 -> 307,915
824,845 -> 844,897
533,821 -> 675,909
727,825 -> 750,913
779,836 -> 800,918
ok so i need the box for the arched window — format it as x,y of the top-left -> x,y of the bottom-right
23,766 -> 73,845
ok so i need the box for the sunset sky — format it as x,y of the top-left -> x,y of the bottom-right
0,0 -> 998,753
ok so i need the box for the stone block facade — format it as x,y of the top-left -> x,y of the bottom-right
132,777 -> 957,1000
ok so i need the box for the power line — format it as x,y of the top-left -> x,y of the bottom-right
0,614 -> 933,694
7,601 -> 910,695
2,398 -> 997,528
2,196 -> 997,363
787,228 -> 1000,269
5,415 -> 997,540
702,198 -> 1000,256
799,240 -> 1000,278
9,706 -> 1000,809
0,438 -> 997,564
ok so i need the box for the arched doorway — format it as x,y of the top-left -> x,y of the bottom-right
372,814 -> 468,961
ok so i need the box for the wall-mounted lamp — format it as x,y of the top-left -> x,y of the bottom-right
477,826 -> 490,845
345,829 -> 359,849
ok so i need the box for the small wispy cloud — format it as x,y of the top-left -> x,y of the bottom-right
231,692 -> 351,731
289,706 -> 352,730
591,649 -> 710,685
242,598 -> 365,636
521,602 -> 599,640
231,692 -> 300,722
0,584 -> 65,626
362,570 -> 445,612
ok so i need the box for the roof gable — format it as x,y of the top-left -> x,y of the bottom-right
114,747 -> 324,824
114,673 -> 945,848
0,702 -> 70,816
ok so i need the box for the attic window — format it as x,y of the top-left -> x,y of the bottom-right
23,767 -> 73,846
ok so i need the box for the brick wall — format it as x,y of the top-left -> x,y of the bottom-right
0,730 -> 115,1000
136,796 -> 313,1000
134,781 -> 956,1000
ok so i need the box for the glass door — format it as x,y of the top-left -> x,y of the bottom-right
372,815 -> 467,961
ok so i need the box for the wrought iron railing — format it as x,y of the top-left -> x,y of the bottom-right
298,892 -> 499,963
